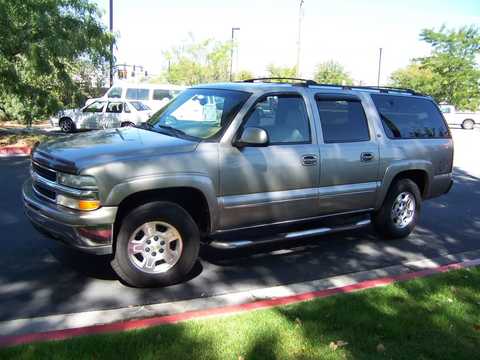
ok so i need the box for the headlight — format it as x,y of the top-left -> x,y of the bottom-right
57,173 -> 97,189
56,194 -> 101,211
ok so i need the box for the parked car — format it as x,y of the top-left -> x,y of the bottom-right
85,83 -> 185,112
24,79 -> 453,287
51,99 -> 153,133
439,104 -> 479,130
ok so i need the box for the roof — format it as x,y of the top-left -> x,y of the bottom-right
191,78 -> 427,98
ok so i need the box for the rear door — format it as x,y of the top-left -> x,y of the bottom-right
315,93 -> 380,214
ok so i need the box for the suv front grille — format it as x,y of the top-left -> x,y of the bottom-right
32,162 -> 57,182
33,183 -> 56,202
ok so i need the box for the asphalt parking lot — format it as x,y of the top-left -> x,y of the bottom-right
0,128 -> 479,325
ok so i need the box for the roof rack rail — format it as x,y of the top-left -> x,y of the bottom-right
308,83 -> 424,96
240,77 -> 317,86
239,78 -> 424,96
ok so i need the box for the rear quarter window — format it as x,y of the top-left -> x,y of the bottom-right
371,94 -> 450,139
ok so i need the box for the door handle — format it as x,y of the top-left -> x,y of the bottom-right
301,154 -> 318,166
360,152 -> 374,162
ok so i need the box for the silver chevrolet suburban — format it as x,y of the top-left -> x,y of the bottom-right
23,78 -> 454,287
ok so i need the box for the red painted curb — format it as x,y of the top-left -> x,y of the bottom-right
1,258 -> 479,348
0,146 -> 31,156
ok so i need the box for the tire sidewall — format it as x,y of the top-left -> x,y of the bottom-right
374,179 -> 421,239
113,201 -> 200,287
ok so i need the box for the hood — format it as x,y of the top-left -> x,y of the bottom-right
33,127 -> 199,172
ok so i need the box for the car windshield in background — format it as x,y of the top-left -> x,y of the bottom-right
148,89 -> 250,140
130,101 -> 150,111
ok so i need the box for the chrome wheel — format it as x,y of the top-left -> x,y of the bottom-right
391,192 -> 416,229
127,221 -> 183,274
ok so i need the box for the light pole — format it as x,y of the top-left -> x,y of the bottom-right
229,27 -> 240,81
109,0 -> 114,87
296,0 -> 304,77
377,47 -> 383,87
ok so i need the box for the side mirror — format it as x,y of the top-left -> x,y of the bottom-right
235,127 -> 269,147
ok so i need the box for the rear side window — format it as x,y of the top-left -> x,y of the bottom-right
316,98 -> 370,143
126,88 -> 149,100
371,95 -> 449,139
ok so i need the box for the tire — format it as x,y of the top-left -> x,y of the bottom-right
60,118 -> 76,133
461,119 -> 475,130
111,201 -> 200,287
372,179 -> 421,239
120,122 -> 135,127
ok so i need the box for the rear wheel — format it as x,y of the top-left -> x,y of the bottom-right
60,118 -> 75,133
462,119 -> 475,130
372,179 -> 421,239
111,201 -> 200,287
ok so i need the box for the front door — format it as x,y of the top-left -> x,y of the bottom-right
219,94 -> 320,230
315,94 -> 380,214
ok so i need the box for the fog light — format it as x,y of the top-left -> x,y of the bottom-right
77,227 -> 112,243
57,194 -> 100,211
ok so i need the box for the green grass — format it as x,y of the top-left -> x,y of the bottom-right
2,267 -> 480,360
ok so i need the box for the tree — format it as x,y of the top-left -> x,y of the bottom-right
390,63 -> 441,96
391,25 -> 480,110
0,0 -> 114,125
162,36 -> 232,85
266,64 -> 297,79
313,61 -> 353,85
235,69 -> 254,81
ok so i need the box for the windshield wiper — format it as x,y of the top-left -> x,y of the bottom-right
157,125 -> 188,138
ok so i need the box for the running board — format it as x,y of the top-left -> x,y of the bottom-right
209,219 -> 371,250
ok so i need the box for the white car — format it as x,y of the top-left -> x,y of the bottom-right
85,83 -> 185,112
51,99 -> 153,133
439,104 -> 480,130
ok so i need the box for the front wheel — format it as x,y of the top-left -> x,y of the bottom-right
372,179 -> 421,239
120,121 -> 135,127
111,201 -> 200,287
462,119 -> 475,130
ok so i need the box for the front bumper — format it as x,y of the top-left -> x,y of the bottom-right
22,179 -> 117,255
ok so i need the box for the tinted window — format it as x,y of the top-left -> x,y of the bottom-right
153,89 -> 172,101
316,99 -> 370,143
244,95 -> 311,144
371,95 -> 449,139
106,102 -> 123,113
107,87 -> 122,98
126,88 -> 149,100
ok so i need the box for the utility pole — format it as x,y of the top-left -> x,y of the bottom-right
229,27 -> 240,81
377,47 -> 383,87
109,0 -> 114,87
295,0 -> 304,77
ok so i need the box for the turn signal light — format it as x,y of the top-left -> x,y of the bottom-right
78,200 -> 101,211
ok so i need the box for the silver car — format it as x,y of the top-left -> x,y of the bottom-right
51,99 -> 153,133
24,79 -> 454,287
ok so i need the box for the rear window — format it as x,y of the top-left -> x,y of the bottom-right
371,95 -> 449,139
126,88 -> 149,101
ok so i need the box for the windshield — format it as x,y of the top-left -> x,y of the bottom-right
148,88 -> 250,140
130,101 -> 150,111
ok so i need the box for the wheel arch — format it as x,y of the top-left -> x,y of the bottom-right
109,176 -> 219,239
376,162 -> 432,209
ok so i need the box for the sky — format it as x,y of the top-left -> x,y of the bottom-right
94,0 -> 480,85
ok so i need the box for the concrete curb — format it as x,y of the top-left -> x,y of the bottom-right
0,146 -> 31,157
1,251 -> 479,348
